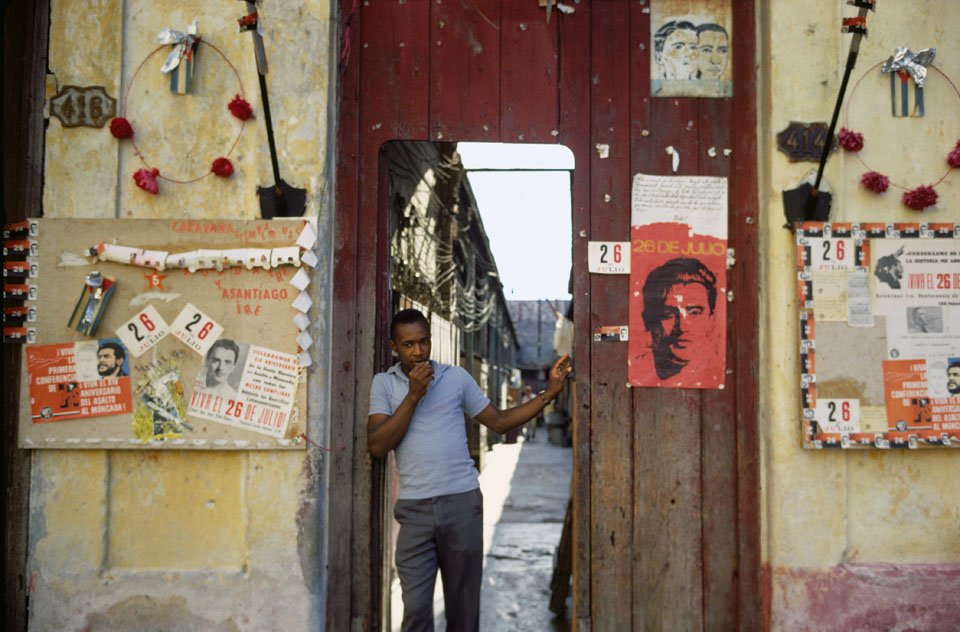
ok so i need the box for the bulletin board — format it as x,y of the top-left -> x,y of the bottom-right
16,218 -> 315,450
797,222 -> 960,449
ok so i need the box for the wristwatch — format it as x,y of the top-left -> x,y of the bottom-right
537,390 -> 550,404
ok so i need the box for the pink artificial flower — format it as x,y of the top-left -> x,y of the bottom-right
902,185 -> 937,211
860,171 -> 889,194
228,94 -> 253,121
837,127 -> 864,152
133,168 -> 160,194
947,140 -> 960,169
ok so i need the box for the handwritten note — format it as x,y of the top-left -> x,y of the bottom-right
811,270 -> 848,322
630,173 -> 728,237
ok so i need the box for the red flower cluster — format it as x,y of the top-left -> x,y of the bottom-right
228,94 -> 253,121
860,171 -> 889,193
901,185 -> 938,211
948,140 -> 960,169
211,157 -> 234,177
837,127 -> 864,152
133,168 -> 160,194
109,117 -> 134,139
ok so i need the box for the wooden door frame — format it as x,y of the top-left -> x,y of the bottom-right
2,1 -> 49,629
330,2 -> 762,629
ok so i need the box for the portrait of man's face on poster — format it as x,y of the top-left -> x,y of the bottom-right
641,258 -> 718,380
947,360 -> 960,396
199,338 -> 246,396
695,23 -> 729,80
906,306 -> 944,334
654,20 -> 699,80
96,341 -> 128,378
874,247 -> 904,290
74,338 -> 130,381
649,0 -> 733,98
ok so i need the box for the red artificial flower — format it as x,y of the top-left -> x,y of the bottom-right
228,94 -> 253,121
902,185 -> 937,211
211,157 -> 234,177
837,127 -> 864,152
948,140 -> 960,169
860,171 -> 889,194
109,117 -> 134,139
133,168 -> 160,194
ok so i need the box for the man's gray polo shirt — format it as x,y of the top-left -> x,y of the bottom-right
369,361 -> 490,500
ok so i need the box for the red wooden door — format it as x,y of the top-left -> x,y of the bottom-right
333,2 -> 760,629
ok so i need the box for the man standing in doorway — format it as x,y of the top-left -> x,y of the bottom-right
368,308 -> 571,631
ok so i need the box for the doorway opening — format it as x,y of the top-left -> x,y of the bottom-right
379,140 -> 575,629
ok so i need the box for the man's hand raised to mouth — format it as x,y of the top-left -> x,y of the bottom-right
407,361 -> 434,402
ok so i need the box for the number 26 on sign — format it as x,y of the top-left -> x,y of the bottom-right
814,398 -> 860,434
588,241 -> 630,274
171,304 -> 224,355
115,304 -> 170,358
811,238 -> 854,271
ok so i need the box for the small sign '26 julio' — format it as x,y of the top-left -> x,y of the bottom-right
171,304 -> 224,355
588,241 -> 630,274
116,305 -> 170,358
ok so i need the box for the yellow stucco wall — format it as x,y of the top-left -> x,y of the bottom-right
30,2 -> 331,629
30,0 -> 960,628
763,0 -> 960,618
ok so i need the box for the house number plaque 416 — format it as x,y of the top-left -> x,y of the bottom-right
49,85 -> 117,129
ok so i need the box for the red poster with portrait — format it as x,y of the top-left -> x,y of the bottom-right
26,340 -> 133,422
628,175 -> 728,389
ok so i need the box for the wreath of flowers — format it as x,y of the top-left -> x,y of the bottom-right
838,61 -> 960,211
109,40 -> 253,194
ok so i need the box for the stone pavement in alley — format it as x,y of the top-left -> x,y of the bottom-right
391,434 -> 573,631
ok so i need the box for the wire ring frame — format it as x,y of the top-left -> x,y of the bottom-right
121,40 -> 246,184
844,61 -> 960,191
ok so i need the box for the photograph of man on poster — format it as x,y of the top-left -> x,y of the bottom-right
906,306 -> 944,334
198,338 -> 243,399
74,338 -> 130,381
641,258 -> 718,381
948,360 -> 960,396
96,341 -> 128,378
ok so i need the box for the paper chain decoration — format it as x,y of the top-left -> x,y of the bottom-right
88,222 -> 318,273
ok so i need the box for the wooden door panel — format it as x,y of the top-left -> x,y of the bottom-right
500,1 -> 559,143
696,96 -> 739,631
587,2 -> 634,624
635,389 -> 704,631
360,0 -> 431,140
557,3 -> 594,626
430,0 -> 501,141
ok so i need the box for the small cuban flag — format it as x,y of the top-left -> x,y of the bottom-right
890,70 -> 923,118
881,47 -> 936,119
158,20 -> 200,95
